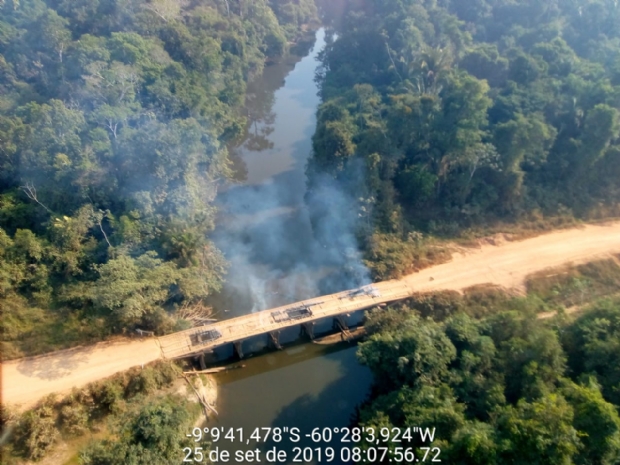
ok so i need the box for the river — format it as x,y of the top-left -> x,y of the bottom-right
207,23 -> 374,465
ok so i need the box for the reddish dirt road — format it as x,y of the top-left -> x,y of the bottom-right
2,339 -> 161,411
3,221 -> 620,411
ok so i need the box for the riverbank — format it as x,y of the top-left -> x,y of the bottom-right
1,360 -> 209,464
5,220 -> 620,411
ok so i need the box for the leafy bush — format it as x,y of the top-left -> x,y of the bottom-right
90,379 -> 125,415
59,403 -> 89,436
153,362 -> 182,388
125,367 -> 159,398
80,396 -> 200,465
16,405 -> 59,461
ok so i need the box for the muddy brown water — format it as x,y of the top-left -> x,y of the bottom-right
207,25 -> 373,465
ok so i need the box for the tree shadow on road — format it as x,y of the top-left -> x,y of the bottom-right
15,342 -> 99,380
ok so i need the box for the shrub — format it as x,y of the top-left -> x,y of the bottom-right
153,361 -> 181,388
364,233 -> 450,279
90,379 -> 125,415
59,403 -> 89,436
125,367 -> 158,397
16,406 -> 59,460
411,291 -> 464,320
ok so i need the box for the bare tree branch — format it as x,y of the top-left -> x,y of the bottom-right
177,301 -> 215,326
385,41 -> 404,83
96,211 -> 112,248
20,182 -> 53,213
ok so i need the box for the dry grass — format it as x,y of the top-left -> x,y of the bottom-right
372,258 -> 620,326
364,232 -> 452,280
526,257 -> 620,308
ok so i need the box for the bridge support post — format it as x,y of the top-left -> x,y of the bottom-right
199,353 -> 207,370
333,315 -> 349,331
300,322 -> 315,340
333,316 -> 352,342
268,331 -> 283,350
233,341 -> 244,359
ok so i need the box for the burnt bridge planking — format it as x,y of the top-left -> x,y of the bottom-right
157,284 -> 410,359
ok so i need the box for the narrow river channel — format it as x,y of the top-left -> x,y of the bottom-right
207,25 -> 373,465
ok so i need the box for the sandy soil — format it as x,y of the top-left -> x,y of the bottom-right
397,221 -> 620,294
2,338 -> 161,411
3,221 -> 620,411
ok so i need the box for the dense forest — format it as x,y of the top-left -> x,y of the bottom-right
4,0 -> 620,463
356,257 -> 620,465
309,5 -> 620,459
0,0 -> 317,358
308,0 -> 620,275
357,296 -> 620,464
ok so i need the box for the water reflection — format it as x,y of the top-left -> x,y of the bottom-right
213,346 -> 373,465
234,29 -> 324,186
208,21 -> 373,465
317,0 -> 349,30
210,29 -> 328,317
227,32 -> 320,184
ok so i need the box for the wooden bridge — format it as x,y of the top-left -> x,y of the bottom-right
157,281 -> 415,359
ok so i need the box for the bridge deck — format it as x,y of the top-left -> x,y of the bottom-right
157,281 -> 414,359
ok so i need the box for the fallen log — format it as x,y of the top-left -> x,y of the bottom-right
183,364 -> 246,375
182,374 -> 219,418
313,327 -> 367,345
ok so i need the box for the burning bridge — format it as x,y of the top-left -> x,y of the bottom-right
157,282 -> 414,360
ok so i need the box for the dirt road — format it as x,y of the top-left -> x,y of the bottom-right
2,339 -> 161,411
3,221 -> 620,410
399,222 -> 620,293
